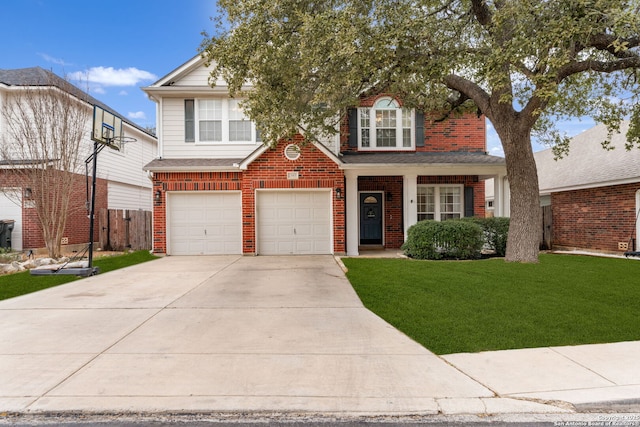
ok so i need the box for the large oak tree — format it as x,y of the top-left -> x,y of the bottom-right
202,0 -> 640,262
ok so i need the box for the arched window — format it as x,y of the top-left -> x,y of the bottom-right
359,97 -> 413,150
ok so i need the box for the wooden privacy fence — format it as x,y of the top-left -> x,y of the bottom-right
98,208 -> 152,251
541,205 -> 553,250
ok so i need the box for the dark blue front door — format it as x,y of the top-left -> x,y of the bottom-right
360,193 -> 382,245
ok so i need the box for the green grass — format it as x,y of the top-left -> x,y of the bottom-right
0,250 -> 158,301
343,254 -> 640,355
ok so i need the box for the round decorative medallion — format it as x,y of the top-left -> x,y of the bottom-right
284,144 -> 301,161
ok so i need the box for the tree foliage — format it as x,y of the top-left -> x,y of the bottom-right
202,0 -> 640,262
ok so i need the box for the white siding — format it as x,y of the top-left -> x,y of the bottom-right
160,97 -> 261,159
98,124 -> 156,199
173,62 -> 224,86
108,181 -> 152,211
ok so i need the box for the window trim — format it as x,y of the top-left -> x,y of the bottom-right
357,98 -> 414,151
184,98 -> 260,145
417,184 -> 464,221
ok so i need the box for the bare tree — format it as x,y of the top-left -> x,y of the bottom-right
0,75 -> 90,258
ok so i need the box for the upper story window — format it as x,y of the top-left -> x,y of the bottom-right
359,98 -> 413,150
185,98 -> 260,144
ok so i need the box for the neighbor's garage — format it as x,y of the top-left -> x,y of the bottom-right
257,190 -> 332,255
167,192 -> 241,255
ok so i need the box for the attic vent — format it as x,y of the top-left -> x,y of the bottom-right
284,144 -> 301,161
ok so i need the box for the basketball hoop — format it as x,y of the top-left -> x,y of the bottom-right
108,135 -> 137,151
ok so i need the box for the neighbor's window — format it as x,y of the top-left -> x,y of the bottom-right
417,185 -> 462,221
359,98 -> 413,150
184,98 -> 259,144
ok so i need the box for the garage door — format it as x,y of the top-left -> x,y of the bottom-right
257,190 -> 332,255
0,190 -> 23,251
168,192 -> 241,255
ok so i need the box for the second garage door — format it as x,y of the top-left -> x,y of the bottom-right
168,192 -> 241,255
257,190 -> 332,255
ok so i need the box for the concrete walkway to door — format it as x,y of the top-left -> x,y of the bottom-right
0,255 -> 567,415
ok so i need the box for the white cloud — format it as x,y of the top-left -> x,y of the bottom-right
91,86 -> 106,95
38,53 -> 70,66
128,111 -> 146,120
69,67 -> 157,87
119,90 -> 128,96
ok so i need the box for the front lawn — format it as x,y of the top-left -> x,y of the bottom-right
0,250 -> 158,301
342,254 -> 640,355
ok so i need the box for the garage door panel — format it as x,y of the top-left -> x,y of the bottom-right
168,192 -> 241,255
257,190 -> 331,255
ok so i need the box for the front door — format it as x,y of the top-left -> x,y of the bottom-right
360,192 -> 383,245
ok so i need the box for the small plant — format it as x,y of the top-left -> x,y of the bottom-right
402,219 -> 483,260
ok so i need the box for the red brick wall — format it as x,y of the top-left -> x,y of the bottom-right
551,183 -> 640,252
340,95 -> 486,153
151,138 -> 345,255
419,114 -> 486,153
0,170 -> 106,250
242,137 -> 345,254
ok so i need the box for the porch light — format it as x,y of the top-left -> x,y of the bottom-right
24,188 -> 33,199
154,190 -> 162,204
335,188 -> 342,199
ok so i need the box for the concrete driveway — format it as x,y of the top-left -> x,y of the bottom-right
0,255 -> 567,415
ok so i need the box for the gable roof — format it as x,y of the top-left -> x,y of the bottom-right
147,55 -> 205,87
0,67 -> 155,139
535,121 -> 640,194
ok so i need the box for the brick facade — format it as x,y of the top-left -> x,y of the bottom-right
551,183 -> 640,253
0,170 -> 107,250
152,138 -> 345,255
340,94 -> 486,153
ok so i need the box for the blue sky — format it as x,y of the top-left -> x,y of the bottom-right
2,0 -> 215,131
2,0 -> 595,155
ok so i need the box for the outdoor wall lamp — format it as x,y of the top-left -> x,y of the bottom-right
154,190 -> 162,204
386,192 -> 393,202
335,188 -> 342,199
24,188 -> 33,199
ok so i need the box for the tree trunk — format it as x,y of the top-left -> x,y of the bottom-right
498,123 -> 542,263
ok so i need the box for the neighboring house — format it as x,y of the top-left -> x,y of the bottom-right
534,121 -> 640,253
0,67 -> 157,252
142,55 -> 507,256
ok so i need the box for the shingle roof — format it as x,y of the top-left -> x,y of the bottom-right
340,151 -> 506,165
535,121 -> 640,193
0,67 -> 154,138
144,158 -> 244,171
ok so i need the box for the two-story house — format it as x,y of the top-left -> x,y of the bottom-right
143,55 -> 508,256
0,67 -> 157,252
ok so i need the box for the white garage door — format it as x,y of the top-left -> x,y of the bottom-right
257,190 -> 332,255
0,190 -> 23,251
168,192 -> 241,255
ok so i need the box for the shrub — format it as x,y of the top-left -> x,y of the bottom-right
402,220 -> 484,260
462,217 -> 510,257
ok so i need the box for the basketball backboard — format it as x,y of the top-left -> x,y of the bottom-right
91,105 -> 123,150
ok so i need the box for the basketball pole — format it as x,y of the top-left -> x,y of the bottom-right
88,140 -> 99,270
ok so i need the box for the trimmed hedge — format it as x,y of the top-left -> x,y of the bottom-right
462,217 -> 510,257
402,219 -> 484,260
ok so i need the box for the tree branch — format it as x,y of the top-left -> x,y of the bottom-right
444,74 -> 491,115
584,33 -> 640,59
557,56 -> 640,83
470,0 -> 493,27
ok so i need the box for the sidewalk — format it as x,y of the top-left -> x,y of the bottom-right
0,255 -> 638,418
